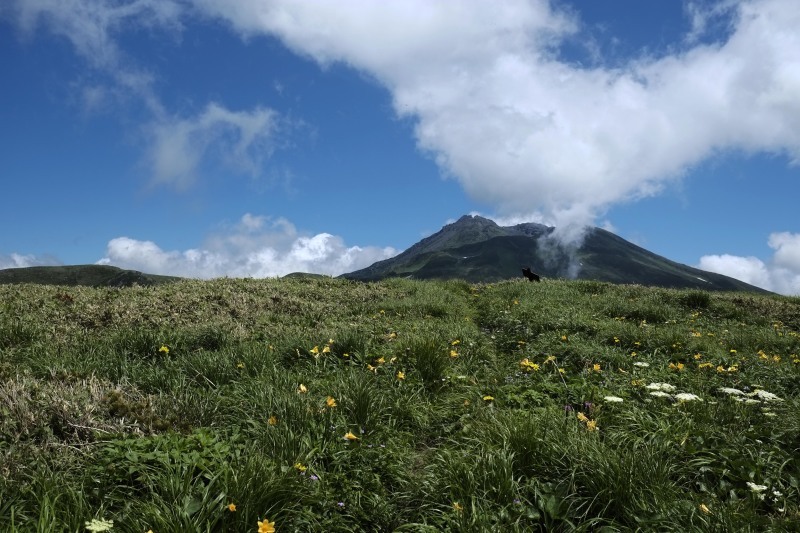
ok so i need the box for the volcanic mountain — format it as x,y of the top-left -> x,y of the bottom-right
342,215 -> 767,292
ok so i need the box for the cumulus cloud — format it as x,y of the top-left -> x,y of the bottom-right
0,253 -> 59,270
698,232 -> 800,295
97,213 -> 398,278
191,0 -> 800,234
147,103 -> 279,190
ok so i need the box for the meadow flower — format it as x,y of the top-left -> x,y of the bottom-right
603,396 -> 624,403
592,363 -> 601,372
396,371 -> 405,380
297,384 -> 308,394
750,390 -> 783,402
452,502 -> 463,512
258,518 -> 276,533
719,387 -> 745,396
310,346 -> 320,357
451,339 -> 460,346
576,412 -> 589,422
294,462 -> 307,472
746,481 -> 768,493
326,396 -> 337,408
449,350 -> 459,358
344,431 -> 360,441
322,345 -> 331,354
699,503 -> 711,514
85,518 -> 114,532
482,395 -> 495,402
633,361 -> 649,367
585,419 -> 598,431
519,358 -> 539,372
268,415 -> 277,426
376,356 -> 385,364
698,362 -> 713,369
649,391 -> 672,398
158,345 -> 169,355
561,335 -> 568,341
227,503 -> 237,512
646,382 -> 676,392
675,393 -> 702,402
669,362 -> 685,371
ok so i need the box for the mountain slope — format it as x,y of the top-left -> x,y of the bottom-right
342,215 -> 767,292
0,265 -> 181,287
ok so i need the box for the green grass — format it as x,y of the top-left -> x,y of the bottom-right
0,277 -> 798,531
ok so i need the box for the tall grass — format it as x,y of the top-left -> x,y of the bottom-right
0,277 -> 798,530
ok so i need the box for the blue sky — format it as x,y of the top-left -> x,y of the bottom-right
1,0 -> 799,293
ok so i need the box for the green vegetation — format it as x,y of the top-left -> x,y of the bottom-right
0,265 -> 180,288
1,277 -> 798,531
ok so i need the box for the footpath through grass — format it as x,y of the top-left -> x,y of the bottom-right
1,277 -> 799,531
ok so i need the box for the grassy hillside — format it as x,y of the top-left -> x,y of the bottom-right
1,278 -> 798,531
0,265 -> 181,287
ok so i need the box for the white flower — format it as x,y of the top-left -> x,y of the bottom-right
646,382 -> 676,392
649,391 -> 672,398
675,393 -> 702,402
85,519 -> 114,532
603,396 -> 624,403
719,387 -> 745,396
750,390 -> 783,402
736,398 -> 762,405
633,361 -> 650,367
746,482 -> 768,493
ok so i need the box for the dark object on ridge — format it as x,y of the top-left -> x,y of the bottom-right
522,267 -> 540,282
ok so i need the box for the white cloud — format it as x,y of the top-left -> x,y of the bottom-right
190,0 -> 800,234
97,213 -> 398,278
698,232 -> 800,295
147,103 -> 278,190
0,253 -> 59,270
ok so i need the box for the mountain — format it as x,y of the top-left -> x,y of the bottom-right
342,215 -> 768,292
0,265 -> 181,288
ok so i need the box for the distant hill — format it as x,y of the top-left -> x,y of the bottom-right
342,215 -> 768,292
0,265 -> 181,288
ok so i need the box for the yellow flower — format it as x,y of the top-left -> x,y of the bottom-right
630,352 -> 637,357
463,399 -> 470,407
451,340 -> 460,346
561,335 -> 568,341
698,362 -> 713,369
396,371 -> 405,380
237,361 -> 245,368
294,462 -> 307,472
328,338 -> 335,344
449,350 -> 459,358
297,384 -> 308,394
730,349 -> 737,354
158,345 -> 169,354
376,356 -> 385,364
344,431 -> 360,441
258,519 -> 276,533
576,412 -> 589,423
716,365 -> 726,373
326,396 -> 337,408
310,345 -> 320,356
694,353 -> 703,360
453,502 -> 463,512
482,395 -> 494,402
366,364 -> 376,373
558,368 -> 566,375
227,503 -> 237,512
613,337 -> 620,344
388,331 -> 397,339
669,362 -> 685,371
586,420 -> 598,432
268,415 -> 277,426
592,363 -> 601,372
699,503 -> 711,515
322,345 -> 331,354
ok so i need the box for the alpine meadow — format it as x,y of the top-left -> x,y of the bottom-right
1,276 -> 798,531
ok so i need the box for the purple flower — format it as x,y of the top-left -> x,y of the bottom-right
564,404 -> 574,412
310,475 -> 319,482
337,502 -> 345,508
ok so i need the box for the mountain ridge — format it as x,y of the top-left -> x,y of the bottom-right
342,215 -> 768,293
